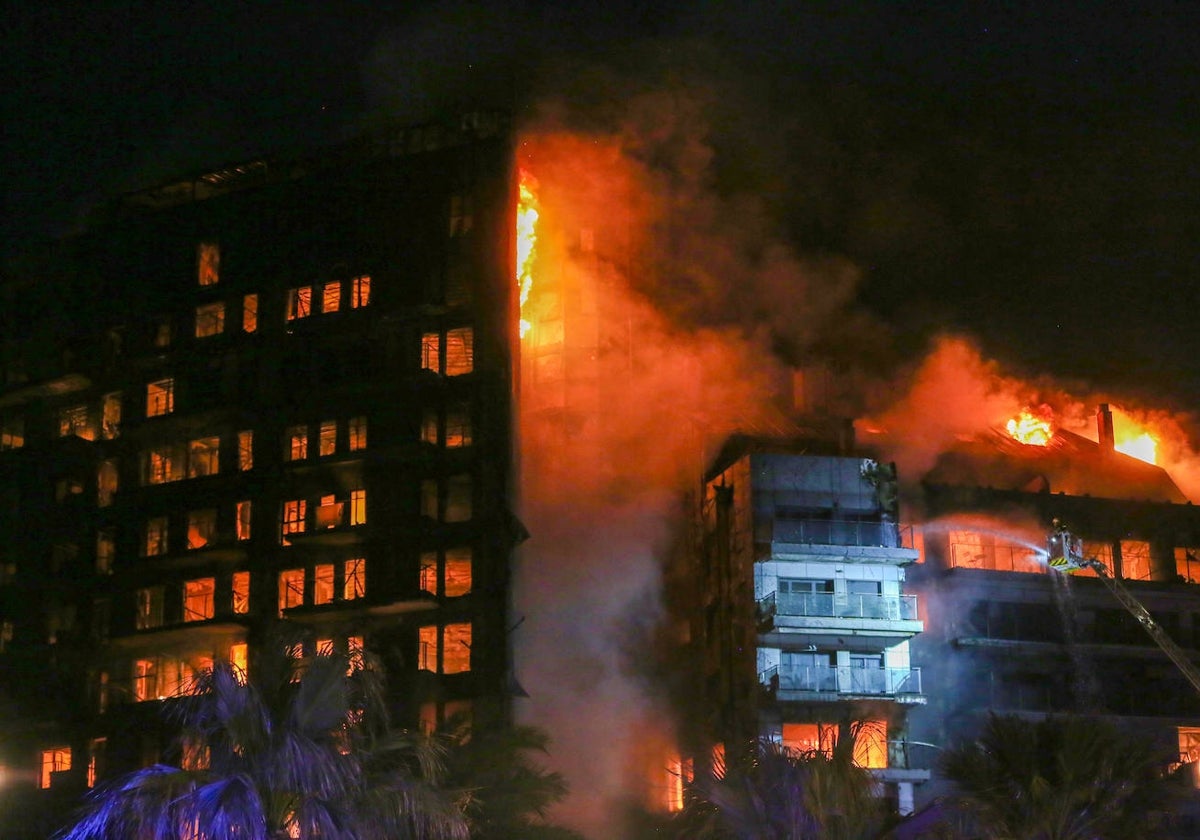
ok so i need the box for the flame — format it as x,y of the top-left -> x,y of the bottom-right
1111,408 -> 1159,464
1006,409 -> 1053,446
516,168 -> 540,338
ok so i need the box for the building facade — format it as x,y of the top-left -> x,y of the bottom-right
0,114 -> 520,836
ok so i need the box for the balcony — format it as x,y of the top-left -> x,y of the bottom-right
757,591 -> 924,646
760,664 -> 924,703
771,591 -> 919,621
773,518 -> 911,549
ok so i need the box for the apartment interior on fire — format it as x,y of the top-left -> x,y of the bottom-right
907,403 -> 1200,820
668,435 -> 930,815
0,114 -> 521,837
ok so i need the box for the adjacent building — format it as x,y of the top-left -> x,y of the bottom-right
0,113 -> 521,836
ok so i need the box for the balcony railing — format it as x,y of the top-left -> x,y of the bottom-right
773,518 -> 912,549
766,591 -> 919,621
760,664 -> 923,697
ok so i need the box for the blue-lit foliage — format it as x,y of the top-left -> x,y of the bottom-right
58,639 -> 468,840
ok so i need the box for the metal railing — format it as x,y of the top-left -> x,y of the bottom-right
760,664 -> 923,697
766,591 -> 919,621
773,518 -> 910,549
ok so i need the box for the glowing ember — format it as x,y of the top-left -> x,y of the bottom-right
1006,410 -> 1053,446
516,168 -> 539,338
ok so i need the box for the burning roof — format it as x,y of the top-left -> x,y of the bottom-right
923,426 -> 1187,504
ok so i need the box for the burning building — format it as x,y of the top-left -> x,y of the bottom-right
0,113 -> 521,836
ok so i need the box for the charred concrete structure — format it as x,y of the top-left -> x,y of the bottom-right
668,434 -> 930,814
907,404 -> 1200,826
0,114 -> 520,836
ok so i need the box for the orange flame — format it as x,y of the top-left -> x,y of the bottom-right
1111,407 -> 1159,464
1006,409 -> 1053,446
516,168 -> 539,338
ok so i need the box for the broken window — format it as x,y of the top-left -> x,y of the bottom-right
146,378 -> 175,417
348,635 -> 364,673
446,405 -> 472,448
446,475 -> 472,523
444,623 -> 471,674
136,586 -> 164,629
229,642 -> 248,680
187,510 -> 217,550
344,558 -> 365,600
286,424 -> 308,461
322,281 -> 341,313
0,417 -> 24,450
319,420 -> 336,456
242,294 -> 258,333
231,571 -> 250,614
421,332 -> 440,372
195,302 -> 225,338
1120,540 -> 1152,581
279,568 -> 305,612
420,552 -> 437,596
1176,548 -> 1200,584
96,529 -> 115,575
97,459 -> 118,507
59,404 -> 94,440
418,625 -> 438,671
236,500 -> 252,541
316,494 -> 343,529
1179,727 -> 1200,765
350,489 -> 366,525
101,392 -> 121,439
282,500 -> 307,543
1078,541 -> 1116,578
445,327 -> 474,376
314,564 -> 334,605
133,658 -> 157,701
238,430 -> 254,470
40,747 -> 71,790
445,547 -> 472,597
187,436 -> 220,478
351,275 -> 371,308
348,416 -> 367,451
183,578 -> 215,621
286,287 -> 312,321
198,242 -> 220,286
87,738 -> 106,789
143,444 -> 184,485
144,517 -> 168,557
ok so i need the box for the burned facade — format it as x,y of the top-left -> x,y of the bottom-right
907,404 -> 1200,825
0,114 -> 520,836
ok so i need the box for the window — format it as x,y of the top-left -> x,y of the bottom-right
445,548 -> 472,597
421,409 -> 439,446
421,333 -> 440,373
319,420 -> 337,456
316,494 -> 343,529
417,623 -> 471,674
418,625 -> 438,671
348,635 -> 365,672
187,437 -> 220,478
1177,548 -> 1200,584
279,569 -> 304,612
40,747 -> 71,790
183,578 -> 215,621
314,564 -> 334,605
232,571 -> 250,614
101,392 -> 121,439
133,658 -> 157,701
229,643 -> 248,680
154,320 -> 173,348
195,302 -> 225,338
154,657 -> 204,699
97,459 -> 118,507
238,430 -> 254,471
344,558 -> 365,600
236,500 -> 252,541
351,275 -> 371,308
446,475 -> 472,523
87,738 -> 106,789
0,417 -> 24,450
242,294 -> 258,333
144,517 -> 168,556
446,405 -> 472,448
1120,540 -> 1152,581
1179,727 -> 1200,765
322,281 -> 341,313
350,489 -> 366,525
420,552 -> 437,596
144,444 -> 184,485
282,500 -> 307,543
197,242 -> 220,286
348,416 -> 367,451
445,327 -> 474,376
286,286 -> 312,320
181,736 -> 210,771
59,404 -> 93,439
96,530 -> 115,575
286,425 -> 308,461
187,510 -> 217,549
421,480 -> 438,519
146,378 -> 175,417
135,586 -> 164,629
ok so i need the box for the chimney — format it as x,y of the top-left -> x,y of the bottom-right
1097,404 -> 1115,452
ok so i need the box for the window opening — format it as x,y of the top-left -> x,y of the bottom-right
236,499 -> 252,540
187,510 -> 217,549
97,459 -> 118,507
322,282 -> 341,314
238,430 -> 254,470
286,425 -> 308,461
350,489 -> 366,525
136,586 -> 164,629
279,569 -> 305,613
444,327 -> 474,376
314,564 -> 334,605
101,392 -> 121,439
0,417 -> 24,450
351,275 -> 371,308
445,548 -> 473,597
281,500 -> 307,543
183,578 -> 215,621
316,494 -> 343,529
87,738 -> 106,788
146,379 -> 175,417
144,517 -> 169,556
443,623 -> 471,674
445,405 -> 472,448
40,747 -> 71,790
344,558 -> 365,600
319,420 -> 336,456
232,571 -> 250,614
421,409 -> 439,446
446,475 -> 472,522
96,530 -> 115,575
133,658 -> 157,701
197,242 -> 220,286
195,302 -> 225,338
286,287 -> 312,321
59,404 -> 94,440
348,416 -> 367,451
187,436 -> 220,478
420,552 -> 437,596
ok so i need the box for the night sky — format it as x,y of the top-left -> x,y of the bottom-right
5,2 -> 1200,408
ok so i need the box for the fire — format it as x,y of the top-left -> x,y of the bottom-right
1112,409 -> 1158,464
1006,409 -> 1053,446
516,168 -> 540,338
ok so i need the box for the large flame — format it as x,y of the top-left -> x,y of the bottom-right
1006,409 -> 1053,446
516,168 -> 540,338
1112,407 -> 1159,464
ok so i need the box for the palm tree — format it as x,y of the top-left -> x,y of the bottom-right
681,727 -> 887,840
940,713 -> 1189,840
59,639 -> 468,840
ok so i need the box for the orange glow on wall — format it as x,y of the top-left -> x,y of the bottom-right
516,168 -> 540,338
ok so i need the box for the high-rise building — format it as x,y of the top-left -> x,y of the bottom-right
0,113 -> 520,836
